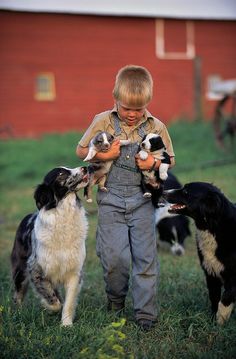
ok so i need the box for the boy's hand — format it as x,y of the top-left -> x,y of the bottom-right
107,139 -> 121,160
135,153 -> 160,171
94,139 -> 121,161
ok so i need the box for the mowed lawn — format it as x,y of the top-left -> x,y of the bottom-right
0,120 -> 236,359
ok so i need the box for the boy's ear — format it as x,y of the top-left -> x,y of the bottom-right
84,148 -> 97,161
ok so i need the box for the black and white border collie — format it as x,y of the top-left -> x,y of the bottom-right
164,182 -> 236,324
83,131 -> 130,202
155,172 -> 191,256
11,166 -> 89,326
138,133 -> 171,198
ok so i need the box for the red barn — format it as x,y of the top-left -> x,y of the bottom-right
0,0 -> 236,137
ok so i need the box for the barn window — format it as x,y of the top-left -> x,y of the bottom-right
155,19 -> 195,60
35,73 -> 56,101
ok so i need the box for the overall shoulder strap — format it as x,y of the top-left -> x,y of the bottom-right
112,113 -> 122,136
138,122 -> 147,138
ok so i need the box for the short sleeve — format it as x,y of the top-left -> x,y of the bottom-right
78,114 -> 107,147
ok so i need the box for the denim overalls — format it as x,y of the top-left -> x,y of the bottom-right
96,114 -> 158,321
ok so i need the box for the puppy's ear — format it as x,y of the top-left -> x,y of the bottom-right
34,184 -> 56,210
150,136 -> 165,151
84,148 -> 97,161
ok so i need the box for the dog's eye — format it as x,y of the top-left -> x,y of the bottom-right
183,189 -> 188,195
58,172 -> 64,177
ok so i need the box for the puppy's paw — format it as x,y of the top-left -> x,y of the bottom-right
159,173 -> 168,181
143,192 -> 152,198
120,139 -> 131,146
86,198 -> 93,203
139,150 -> 148,160
100,187 -> 108,192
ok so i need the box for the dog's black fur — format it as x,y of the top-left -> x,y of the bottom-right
155,172 -> 191,255
164,182 -> 236,324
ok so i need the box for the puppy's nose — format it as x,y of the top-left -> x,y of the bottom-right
104,143 -> 110,149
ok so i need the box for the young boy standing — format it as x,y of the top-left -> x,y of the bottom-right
76,65 -> 175,331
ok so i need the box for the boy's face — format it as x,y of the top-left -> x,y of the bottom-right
116,101 -> 146,127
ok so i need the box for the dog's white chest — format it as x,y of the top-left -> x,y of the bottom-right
32,195 -> 88,282
196,229 -> 224,277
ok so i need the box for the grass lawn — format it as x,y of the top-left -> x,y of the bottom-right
0,120 -> 236,359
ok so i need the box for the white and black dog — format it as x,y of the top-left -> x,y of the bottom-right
84,131 -> 130,202
11,166 -> 89,326
138,133 -> 171,198
164,182 -> 236,324
155,172 -> 191,256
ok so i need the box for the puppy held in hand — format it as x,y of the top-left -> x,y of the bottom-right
84,131 -> 130,202
138,133 -> 171,198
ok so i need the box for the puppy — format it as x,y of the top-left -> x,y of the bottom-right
164,182 -> 236,324
84,131 -> 130,202
155,172 -> 191,255
11,166 -> 89,326
138,133 -> 171,198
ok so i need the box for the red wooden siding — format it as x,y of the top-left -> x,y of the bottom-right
0,11 -> 235,137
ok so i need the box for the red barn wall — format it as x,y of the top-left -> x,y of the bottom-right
0,11 -> 236,137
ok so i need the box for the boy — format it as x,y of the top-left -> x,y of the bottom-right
76,65 -> 175,331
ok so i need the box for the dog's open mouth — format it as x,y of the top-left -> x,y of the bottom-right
169,204 -> 186,212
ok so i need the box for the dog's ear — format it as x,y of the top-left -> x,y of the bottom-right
84,147 -> 97,161
150,136 -> 165,150
34,184 -> 56,210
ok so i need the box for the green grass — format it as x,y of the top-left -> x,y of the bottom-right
0,121 -> 236,359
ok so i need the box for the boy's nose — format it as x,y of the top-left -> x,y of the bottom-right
127,109 -> 136,116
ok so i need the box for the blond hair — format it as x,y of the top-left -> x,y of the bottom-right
113,65 -> 153,107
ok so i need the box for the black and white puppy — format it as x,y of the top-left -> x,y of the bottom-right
84,131 -> 130,202
11,166 -> 89,326
164,182 -> 236,324
155,172 -> 191,256
138,133 -> 171,198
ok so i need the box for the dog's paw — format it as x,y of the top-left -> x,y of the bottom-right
143,192 -> 152,198
216,302 -> 234,325
41,298 -> 62,312
61,319 -> 73,327
86,198 -> 93,203
139,150 -> 148,160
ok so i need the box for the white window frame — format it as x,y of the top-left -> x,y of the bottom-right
155,19 -> 195,60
